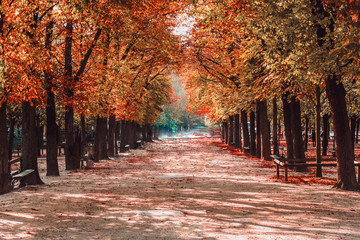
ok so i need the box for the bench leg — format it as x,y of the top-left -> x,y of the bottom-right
276,164 -> 279,178
285,167 -> 288,182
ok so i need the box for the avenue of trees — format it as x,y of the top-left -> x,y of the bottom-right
1,0 -> 360,194
0,0 -> 188,194
184,0 -> 360,191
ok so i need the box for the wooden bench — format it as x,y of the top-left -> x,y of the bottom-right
136,140 -> 142,149
8,157 -> 35,188
244,146 -> 250,153
272,156 -> 360,183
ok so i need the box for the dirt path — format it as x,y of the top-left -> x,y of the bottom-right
1,138 -> 360,239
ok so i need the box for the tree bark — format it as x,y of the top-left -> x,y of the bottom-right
250,111 -> 256,156
291,97 -> 306,171
304,116 -> 309,152
221,122 -> 225,142
350,116 -> 356,151
234,114 -> 240,149
325,74 -> 358,190
115,121 -> 120,155
241,111 -> 250,152
259,100 -> 271,161
315,85 -> 322,177
119,120 -> 127,152
45,84 -> 59,176
0,101 -> 9,193
282,93 -> 293,159
21,102 -> 44,186
108,115 -> 116,157
322,114 -> 330,156
272,97 -> 279,156
44,16 -> 59,176
256,102 -> 262,158
128,121 -> 136,149
224,121 -> 228,144
93,117 -> 108,162
229,115 -> 234,146
356,119 -> 359,144
8,117 -> 15,161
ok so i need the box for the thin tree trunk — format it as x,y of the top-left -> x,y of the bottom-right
315,85 -> 322,177
259,100 -> 271,160
322,114 -> 330,156
21,102 -> 44,186
229,115 -> 234,146
304,116 -> 309,152
119,120 -> 127,152
272,97 -> 279,156
234,114 -> 240,149
241,111 -> 250,152
128,121 -> 136,149
108,115 -> 115,157
8,117 -> 15,161
291,97 -> 306,171
93,117 -> 108,162
44,16 -> 59,176
256,102 -> 262,158
282,93 -> 293,159
356,119 -> 360,144
350,116 -> 356,151
250,111 -> 256,156
115,121 -> 120,155
0,101 -> 9,193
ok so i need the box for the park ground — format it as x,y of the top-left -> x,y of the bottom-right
1,137 -> 360,239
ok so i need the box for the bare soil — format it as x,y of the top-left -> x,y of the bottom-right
1,138 -> 360,239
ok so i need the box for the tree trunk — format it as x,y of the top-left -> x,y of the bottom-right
221,122 -> 225,142
80,114 -> 87,159
44,17 -> 59,176
119,120 -> 127,152
115,121 -> 120,155
108,115 -> 115,157
21,102 -> 44,186
259,100 -> 271,161
153,125 -> 159,140
250,111 -> 256,156
234,114 -> 240,149
93,117 -> 108,162
146,124 -> 153,142
325,74 -> 358,190
0,101 -> 9,194
315,85 -> 322,177
241,111 -> 250,152
304,116 -> 309,152
291,97 -> 306,171
8,117 -> 15,161
322,114 -> 330,156
350,116 -> 356,151
282,93 -> 293,159
356,119 -> 359,144
64,20 -> 80,170
128,121 -> 136,149
45,85 -> 59,176
229,115 -> 234,146
223,122 -> 228,144
272,97 -> 279,156
256,102 -> 262,158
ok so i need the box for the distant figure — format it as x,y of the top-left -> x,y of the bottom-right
311,130 -> 316,147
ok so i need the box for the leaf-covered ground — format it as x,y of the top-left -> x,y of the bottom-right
1,138 -> 360,239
